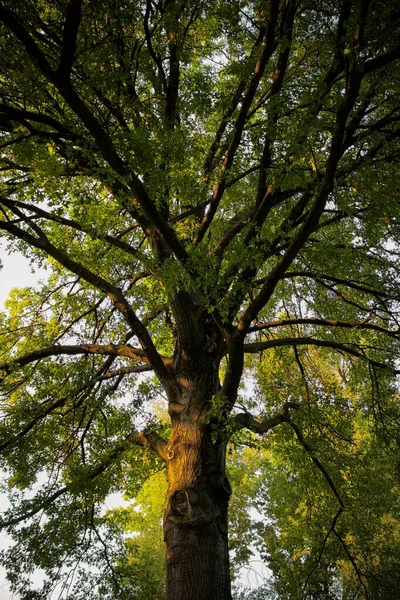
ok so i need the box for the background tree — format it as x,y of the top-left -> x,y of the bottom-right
0,0 -> 400,598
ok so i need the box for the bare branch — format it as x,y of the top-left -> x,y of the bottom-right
233,402 -> 299,434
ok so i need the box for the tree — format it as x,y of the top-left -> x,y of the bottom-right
236,349 -> 400,599
0,0 -> 400,598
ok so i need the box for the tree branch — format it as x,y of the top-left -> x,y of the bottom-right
57,0 -> 82,79
243,337 -> 400,374
135,429 -> 168,461
0,429 -> 140,529
194,1 -> 280,243
301,507 -> 343,599
0,343 -> 152,381
332,528 -> 370,598
289,420 -> 344,508
0,349 -> 154,455
364,45 -> 400,74
233,402 -> 299,434
238,59 -> 364,332
0,6 -> 190,265
0,197 -> 141,257
248,317 -> 399,338
281,270 -> 392,300
0,102 -> 73,136
0,219 -> 175,391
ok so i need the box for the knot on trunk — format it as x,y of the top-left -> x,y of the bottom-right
171,489 -> 195,516
167,488 -> 214,525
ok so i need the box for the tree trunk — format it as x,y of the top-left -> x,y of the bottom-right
162,298 -> 232,599
164,417 -> 232,600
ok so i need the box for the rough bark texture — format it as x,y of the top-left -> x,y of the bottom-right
164,299 -> 232,600
164,422 -> 232,600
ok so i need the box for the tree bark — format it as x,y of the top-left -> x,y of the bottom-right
163,307 -> 232,600
164,419 -> 232,600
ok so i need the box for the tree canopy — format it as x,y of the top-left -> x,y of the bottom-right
0,1 -> 400,598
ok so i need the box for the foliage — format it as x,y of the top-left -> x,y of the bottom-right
250,348 -> 400,599
232,583 -> 278,600
104,470 -> 168,600
0,0 -> 399,597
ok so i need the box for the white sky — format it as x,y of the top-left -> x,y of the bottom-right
0,246 -> 46,308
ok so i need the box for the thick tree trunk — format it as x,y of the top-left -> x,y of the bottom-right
162,297 -> 233,599
164,418 -> 232,600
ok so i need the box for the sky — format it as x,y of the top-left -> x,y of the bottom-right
0,247 -> 46,308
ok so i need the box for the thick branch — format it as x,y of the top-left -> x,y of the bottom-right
243,337 -> 400,373
0,343 -> 151,380
364,45 -> 400,74
0,6 -> 56,80
57,0 -> 82,79
233,402 -> 299,434
136,429 -> 168,461
0,6 -> 189,265
0,102 -> 73,136
248,317 -> 399,338
217,330 -> 245,410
